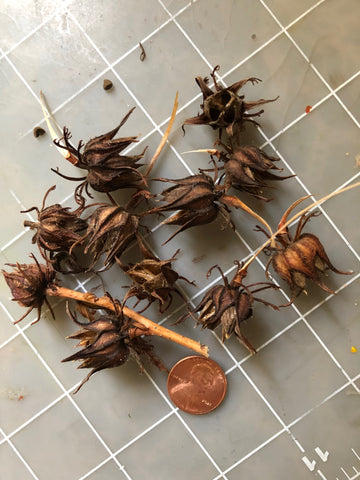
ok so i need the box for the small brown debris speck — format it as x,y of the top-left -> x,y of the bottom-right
192,254 -> 206,264
33,127 -> 46,138
251,34 -> 256,40
103,79 -> 113,91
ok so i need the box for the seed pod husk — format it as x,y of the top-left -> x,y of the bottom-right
264,209 -> 352,304
183,65 -> 278,137
53,108 -> 147,204
63,306 -> 167,392
78,205 -> 141,270
2,255 -> 56,324
22,185 -> 87,262
179,264 -> 279,354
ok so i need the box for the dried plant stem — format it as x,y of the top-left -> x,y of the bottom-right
46,285 -> 209,357
39,91 -> 78,165
144,92 -> 179,178
241,182 -> 360,273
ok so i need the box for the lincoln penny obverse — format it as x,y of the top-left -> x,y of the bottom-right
167,356 -> 227,415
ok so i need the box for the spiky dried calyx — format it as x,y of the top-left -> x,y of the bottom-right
216,143 -> 294,201
263,210 -> 352,303
2,255 -> 56,324
119,241 -> 194,313
53,108 -> 147,204
183,65 -> 278,136
76,205 -> 141,270
147,172 -> 233,244
179,264 -> 279,354
62,305 -> 167,392
22,185 -> 87,259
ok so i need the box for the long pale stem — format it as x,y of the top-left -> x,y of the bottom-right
144,92 -> 179,178
46,285 -> 209,357
39,91 -> 78,164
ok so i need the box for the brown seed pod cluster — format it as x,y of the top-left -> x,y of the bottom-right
1,67 -> 356,394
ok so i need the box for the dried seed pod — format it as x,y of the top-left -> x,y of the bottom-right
217,144 -> 293,201
22,185 -> 87,261
183,65 -> 278,136
147,172 -> 232,244
179,263 -> 279,354
53,108 -> 147,204
77,205 -> 141,270
262,208 -> 352,303
62,306 -> 167,392
119,242 -> 194,313
2,255 -> 56,324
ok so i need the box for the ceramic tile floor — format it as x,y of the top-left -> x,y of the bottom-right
0,0 -> 359,479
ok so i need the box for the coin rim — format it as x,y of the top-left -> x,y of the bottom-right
167,355 -> 227,415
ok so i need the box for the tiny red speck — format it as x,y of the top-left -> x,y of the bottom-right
305,105 -> 312,114
18,395 -> 24,401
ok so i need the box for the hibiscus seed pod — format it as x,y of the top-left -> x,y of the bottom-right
147,172 -> 231,244
22,185 -> 87,258
183,65 -> 278,137
2,255 -> 56,324
52,108 -> 148,204
219,144 -> 294,201
265,210 -> 352,303
62,306 -> 166,392
79,205 -> 140,269
179,264 -> 279,354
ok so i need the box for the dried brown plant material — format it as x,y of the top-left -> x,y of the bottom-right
119,239 -> 194,313
259,202 -> 353,304
52,108 -> 147,204
147,172 -> 230,244
103,79 -> 113,90
179,263 -> 279,354
76,205 -> 141,270
139,42 -> 146,61
62,306 -> 167,392
33,126 -> 46,138
183,65 -> 278,136
22,185 -> 87,261
2,255 -> 56,324
147,169 -> 272,244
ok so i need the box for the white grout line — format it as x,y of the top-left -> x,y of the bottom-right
0,427 -> 39,479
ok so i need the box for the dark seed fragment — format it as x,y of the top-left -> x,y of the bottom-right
139,42 -> 146,62
103,79 -> 113,91
33,127 -> 46,138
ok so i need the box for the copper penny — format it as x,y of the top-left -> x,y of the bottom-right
167,356 -> 227,415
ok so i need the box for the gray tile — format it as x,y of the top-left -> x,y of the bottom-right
227,432 -> 314,480
337,74 -> 360,125
0,441 -> 36,480
274,97 -> 360,196
176,368 -> 281,470
114,20 -> 209,125
242,321 -> 346,423
225,33 -> 329,138
264,0 -> 321,26
0,335 -> 62,433
0,0 -> 62,52
70,360 -> 170,452
161,0 -> 190,15
305,280 -> 360,378
11,397 -> 108,480
117,415 -> 218,480
7,11 -> 107,107
291,388 -> 360,478
289,0 -> 360,89
177,0 -> 280,74
69,0 -> 169,65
